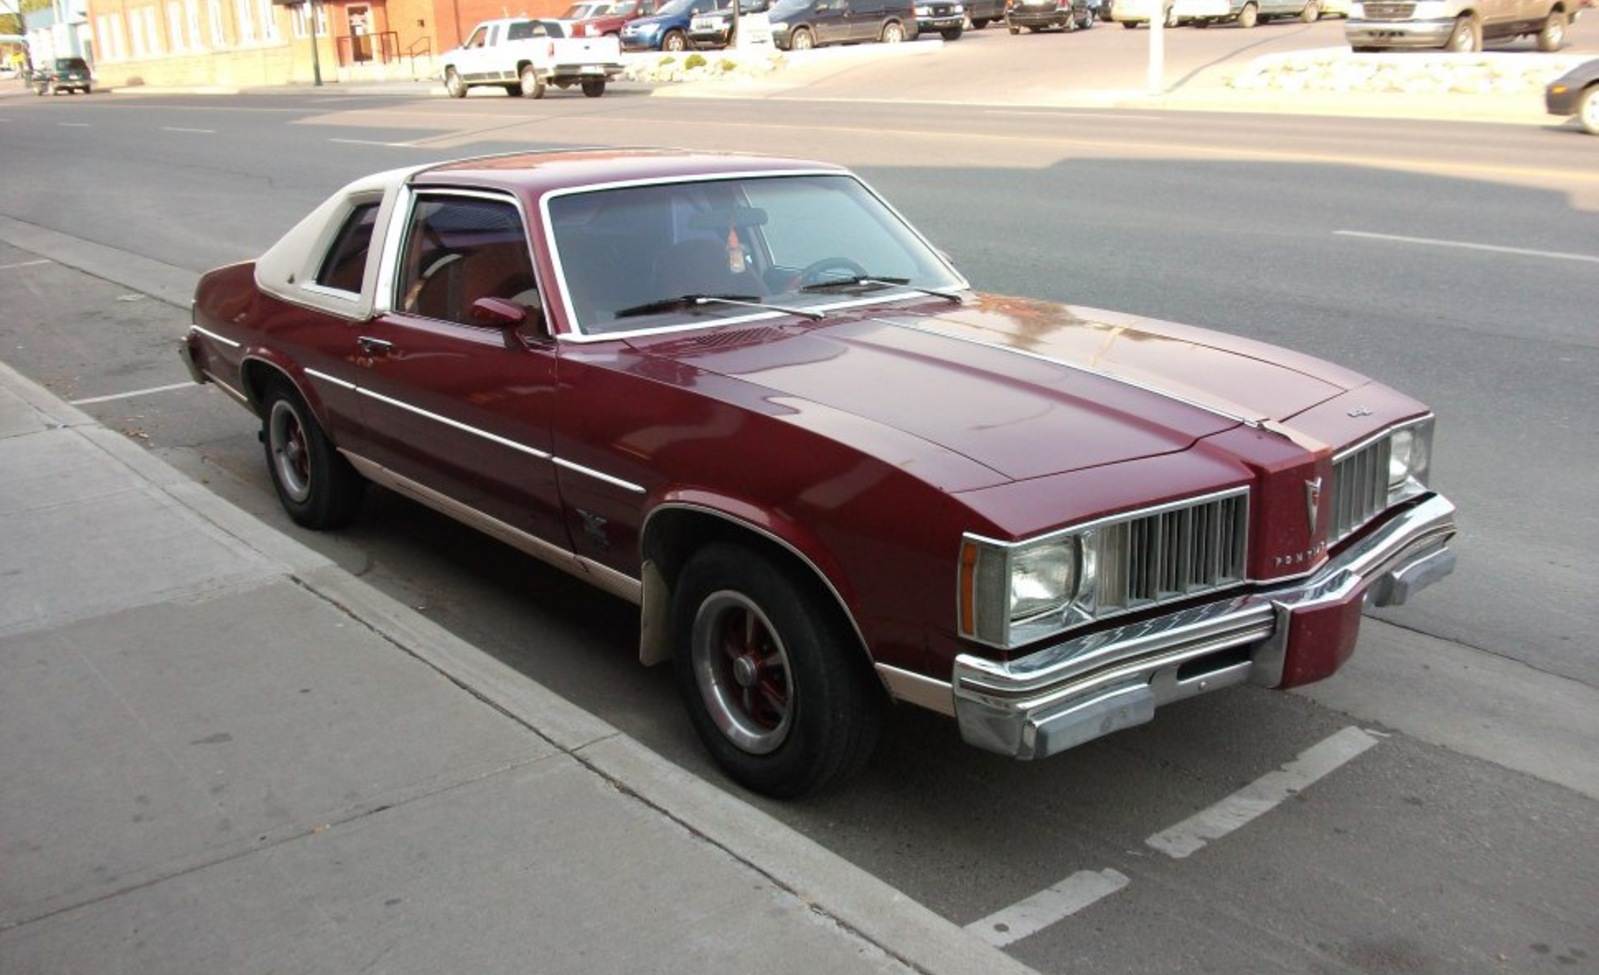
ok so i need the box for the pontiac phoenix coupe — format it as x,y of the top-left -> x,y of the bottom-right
181,150 -> 1457,797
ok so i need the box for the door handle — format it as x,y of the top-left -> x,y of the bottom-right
357,336 -> 394,355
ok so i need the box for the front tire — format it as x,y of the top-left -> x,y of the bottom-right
1299,0 -> 1319,20
444,67 -> 466,98
1578,86 -> 1599,135
673,543 -> 882,798
261,382 -> 365,530
662,29 -> 689,50
790,26 -> 816,48
941,25 -> 964,38
1236,1 -> 1258,26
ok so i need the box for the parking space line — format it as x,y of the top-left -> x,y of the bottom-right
1336,230 -> 1599,265
161,126 -> 216,134
329,137 -> 418,148
1146,726 -> 1380,860
965,869 -> 1131,948
70,382 -> 196,406
1,259 -> 51,271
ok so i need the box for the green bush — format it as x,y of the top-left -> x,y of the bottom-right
685,53 -> 707,69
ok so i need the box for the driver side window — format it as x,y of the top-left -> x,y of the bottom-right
396,194 -> 540,327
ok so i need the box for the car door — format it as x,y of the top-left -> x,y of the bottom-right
354,188 -> 570,550
456,23 -> 498,82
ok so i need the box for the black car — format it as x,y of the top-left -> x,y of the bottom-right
767,0 -> 918,48
1546,58 -> 1599,135
33,57 -> 92,95
1005,0 -> 1096,31
915,0 -> 968,38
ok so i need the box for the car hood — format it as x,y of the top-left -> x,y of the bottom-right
625,293 -> 1367,484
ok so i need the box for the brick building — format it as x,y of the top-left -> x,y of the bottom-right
84,0 -> 573,88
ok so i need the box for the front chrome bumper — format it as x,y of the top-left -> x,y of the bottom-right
949,493 -> 1457,760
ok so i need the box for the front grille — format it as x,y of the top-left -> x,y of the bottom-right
1094,490 -> 1249,613
1331,437 -> 1390,542
1360,1 -> 1415,19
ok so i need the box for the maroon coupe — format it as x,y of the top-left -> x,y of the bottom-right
181,149 -> 1458,797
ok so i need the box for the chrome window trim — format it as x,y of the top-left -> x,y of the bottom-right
538,169 -> 970,342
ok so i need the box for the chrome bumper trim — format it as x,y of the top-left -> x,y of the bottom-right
952,494 -> 1457,760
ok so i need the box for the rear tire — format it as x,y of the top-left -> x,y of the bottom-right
881,20 -> 905,41
1299,0 -> 1319,21
673,543 -> 882,798
1236,1 -> 1258,26
1536,10 -> 1565,51
519,64 -> 545,98
581,77 -> 606,97
260,382 -> 365,530
1444,14 -> 1479,51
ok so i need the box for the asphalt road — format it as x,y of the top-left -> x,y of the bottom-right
1,41 -> 1597,974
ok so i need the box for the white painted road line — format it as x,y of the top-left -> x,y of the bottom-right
70,382 -> 196,406
329,137 -> 417,148
965,869 -> 1132,948
1336,230 -> 1599,265
1146,726 -> 1381,860
161,126 -> 216,134
1,259 -> 51,271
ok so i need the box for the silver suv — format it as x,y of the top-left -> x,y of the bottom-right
1345,0 -> 1575,51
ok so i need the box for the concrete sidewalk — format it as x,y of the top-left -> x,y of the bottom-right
0,359 -> 1035,975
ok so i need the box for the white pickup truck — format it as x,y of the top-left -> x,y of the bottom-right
441,17 -> 625,99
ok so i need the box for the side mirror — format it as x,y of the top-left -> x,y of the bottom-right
469,296 -> 530,327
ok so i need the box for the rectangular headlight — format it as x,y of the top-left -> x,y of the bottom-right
960,535 -> 1083,647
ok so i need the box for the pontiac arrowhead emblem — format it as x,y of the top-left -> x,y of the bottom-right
1305,477 -> 1323,537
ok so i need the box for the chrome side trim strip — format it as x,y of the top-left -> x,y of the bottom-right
305,367 -> 357,391
191,325 -> 241,349
355,387 -> 553,460
203,371 -> 250,408
553,456 -> 646,495
343,452 -> 642,605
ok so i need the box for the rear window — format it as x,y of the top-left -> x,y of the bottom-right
57,58 -> 89,70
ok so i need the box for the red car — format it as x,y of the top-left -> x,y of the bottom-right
181,149 -> 1457,797
561,0 -> 660,36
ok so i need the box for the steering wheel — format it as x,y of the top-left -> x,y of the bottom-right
797,256 -> 869,288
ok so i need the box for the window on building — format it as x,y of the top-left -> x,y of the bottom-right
167,1 -> 185,49
208,0 -> 225,45
186,0 -> 203,48
235,0 -> 256,43
143,7 -> 162,53
258,0 -> 280,40
130,8 -> 147,57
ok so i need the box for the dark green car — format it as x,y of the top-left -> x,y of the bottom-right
34,57 -> 93,96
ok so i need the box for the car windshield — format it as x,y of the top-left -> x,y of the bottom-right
547,173 -> 967,336
653,0 -> 697,15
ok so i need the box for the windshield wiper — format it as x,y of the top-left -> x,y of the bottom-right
615,293 -> 825,321
797,276 -> 964,304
